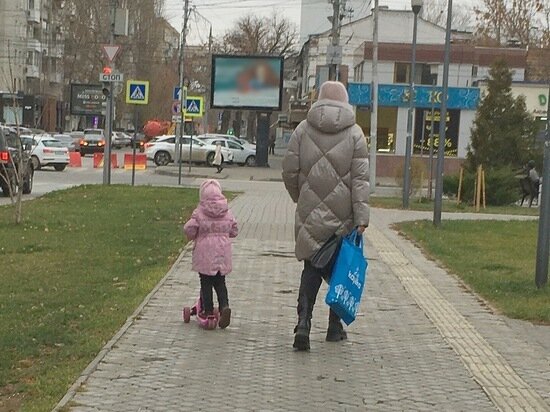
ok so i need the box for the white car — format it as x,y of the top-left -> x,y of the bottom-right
197,133 -> 255,148
145,135 -> 233,166
201,137 -> 256,166
21,135 -> 69,171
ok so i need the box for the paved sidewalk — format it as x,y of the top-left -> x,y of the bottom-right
55,181 -> 550,411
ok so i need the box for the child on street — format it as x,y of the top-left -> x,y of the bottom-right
183,179 -> 238,329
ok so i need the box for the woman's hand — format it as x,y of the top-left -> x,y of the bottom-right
357,225 -> 366,234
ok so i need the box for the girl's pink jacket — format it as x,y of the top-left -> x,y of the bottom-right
183,180 -> 238,276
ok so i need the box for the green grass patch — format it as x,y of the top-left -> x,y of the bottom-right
371,196 -> 540,216
0,185 -> 199,411
396,220 -> 550,324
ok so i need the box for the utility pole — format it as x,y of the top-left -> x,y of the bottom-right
178,0 -> 190,185
103,0 -> 116,185
329,0 -> 343,80
369,0 -> 379,193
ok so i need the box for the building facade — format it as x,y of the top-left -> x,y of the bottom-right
296,8 -> 531,177
0,0 -> 64,131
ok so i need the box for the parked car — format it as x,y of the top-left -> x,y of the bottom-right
68,131 -> 84,153
0,126 -> 34,196
112,131 -> 132,148
53,134 -> 77,152
197,133 -> 255,148
201,137 -> 256,166
145,135 -> 233,166
23,135 -> 69,171
80,129 -> 106,156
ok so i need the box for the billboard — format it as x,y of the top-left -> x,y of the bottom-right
70,83 -> 106,115
210,55 -> 284,111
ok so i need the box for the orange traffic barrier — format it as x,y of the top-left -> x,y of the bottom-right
93,153 -> 119,168
68,152 -> 82,167
123,153 -> 147,170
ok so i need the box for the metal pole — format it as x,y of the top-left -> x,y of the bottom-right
369,0 -> 379,194
535,85 -> 550,288
434,0 -> 452,226
131,107 -> 137,186
329,0 -> 340,80
189,122 -> 193,174
428,82 -> 435,199
103,0 -> 116,185
403,5 -> 421,208
178,0 -> 190,185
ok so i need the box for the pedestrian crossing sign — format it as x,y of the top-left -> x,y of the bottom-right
126,80 -> 149,105
185,96 -> 203,118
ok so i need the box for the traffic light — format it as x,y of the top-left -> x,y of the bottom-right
102,67 -> 112,96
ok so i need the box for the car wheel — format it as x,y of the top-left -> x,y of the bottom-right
154,151 -> 171,166
245,155 -> 256,166
22,167 -> 33,194
1,175 -> 16,197
206,152 -> 215,166
31,155 -> 41,170
54,164 -> 67,172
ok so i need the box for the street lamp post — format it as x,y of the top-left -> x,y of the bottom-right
403,0 -> 423,208
433,0 -> 453,226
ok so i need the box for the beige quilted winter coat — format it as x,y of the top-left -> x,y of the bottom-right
282,98 -> 370,261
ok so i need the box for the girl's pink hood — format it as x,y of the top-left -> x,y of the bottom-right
199,179 -> 228,218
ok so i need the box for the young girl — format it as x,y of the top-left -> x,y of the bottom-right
183,179 -> 238,329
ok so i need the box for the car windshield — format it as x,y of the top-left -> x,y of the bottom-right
85,130 -> 102,135
42,140 -> 65,148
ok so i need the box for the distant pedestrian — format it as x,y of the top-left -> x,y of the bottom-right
282,80 -> 370,351
527,160 -> 540,187
183,179 -> 238,329
269,134 -> 276,155
213,142 -> 223,173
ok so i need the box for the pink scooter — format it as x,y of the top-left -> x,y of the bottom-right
182,296 -> 220,330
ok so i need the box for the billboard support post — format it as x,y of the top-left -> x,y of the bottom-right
255,112 -> 271,167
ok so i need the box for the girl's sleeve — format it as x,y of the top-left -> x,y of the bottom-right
183,210 -> 199,240
229,211 -> 238,238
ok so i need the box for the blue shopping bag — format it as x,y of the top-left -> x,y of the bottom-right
325,229 -> 368,325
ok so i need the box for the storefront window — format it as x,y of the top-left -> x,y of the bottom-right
356,107 -> 398,153
413,108 -> 460,157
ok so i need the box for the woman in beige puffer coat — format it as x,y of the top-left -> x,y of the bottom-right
282,81 -> 369,351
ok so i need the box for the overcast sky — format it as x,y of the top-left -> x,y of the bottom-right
163,0 -> 417,45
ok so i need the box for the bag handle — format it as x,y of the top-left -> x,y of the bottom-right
348,228 -> 363,248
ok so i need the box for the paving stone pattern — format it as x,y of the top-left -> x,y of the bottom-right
56,182 -> 549,412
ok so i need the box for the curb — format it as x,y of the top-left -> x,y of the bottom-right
154,167 -> 228,180
52,242 -> 194,411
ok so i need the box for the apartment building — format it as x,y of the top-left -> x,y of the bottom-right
0,0 -> 64,131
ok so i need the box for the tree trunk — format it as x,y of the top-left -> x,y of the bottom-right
233,111 -> 243,137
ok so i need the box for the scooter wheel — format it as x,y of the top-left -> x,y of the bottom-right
183,307 -> 191,323
207,318 -> 217,330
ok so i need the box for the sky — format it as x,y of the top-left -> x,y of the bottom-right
163,0 -> 416,46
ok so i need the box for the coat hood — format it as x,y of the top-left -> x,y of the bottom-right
199,179 -> 228,217
306,99 -> 356,134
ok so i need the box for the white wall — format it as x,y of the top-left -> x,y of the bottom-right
458,110 -> 475,158
395,107 -> 409,156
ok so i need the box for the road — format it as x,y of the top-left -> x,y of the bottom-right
0,148 -> 284,206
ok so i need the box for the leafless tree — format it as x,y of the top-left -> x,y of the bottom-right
474,0 -> 546,46
421,0 -> 473,31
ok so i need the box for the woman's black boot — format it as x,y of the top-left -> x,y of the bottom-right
293,295 -> 311,351
326,309 -> 347,342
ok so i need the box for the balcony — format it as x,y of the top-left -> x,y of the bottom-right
49,72 -> 63,83
51,44 -> 63,58
27,38 -> 41,52
26,64 -> 40,78
27,9 -> 40,24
